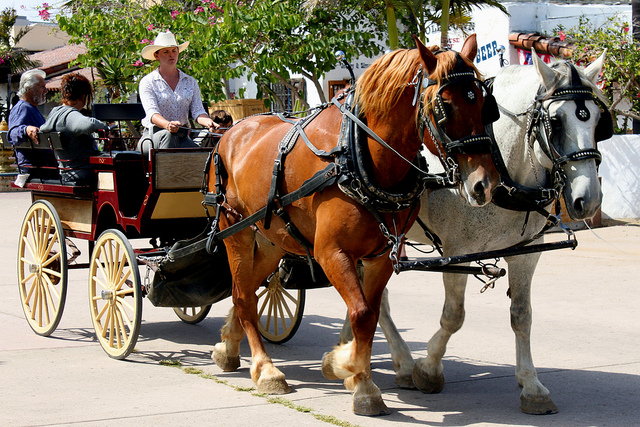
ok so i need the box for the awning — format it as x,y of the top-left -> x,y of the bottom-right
509,33 -> 573,58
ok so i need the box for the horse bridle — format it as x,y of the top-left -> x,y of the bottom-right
524,63 -> 612,195
490,62 -> 612,218
415,52 -> 500,184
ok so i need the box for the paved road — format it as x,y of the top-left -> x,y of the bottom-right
1,191 -> 639,426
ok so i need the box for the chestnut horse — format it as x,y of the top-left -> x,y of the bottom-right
207,35 -> 499,416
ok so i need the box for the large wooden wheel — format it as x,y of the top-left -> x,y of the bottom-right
18,200 -> 68,336
173,305 -> 212,324
89,229 -> 142,360
257,265 -> 305,344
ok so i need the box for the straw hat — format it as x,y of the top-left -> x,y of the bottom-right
141,31 -> 189,61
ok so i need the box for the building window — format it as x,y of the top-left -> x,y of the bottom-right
270,78 -> 306,113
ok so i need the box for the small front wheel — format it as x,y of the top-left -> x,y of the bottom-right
173,305 -> 212,324
257,265 -> 305,344
89,229 -> 142,360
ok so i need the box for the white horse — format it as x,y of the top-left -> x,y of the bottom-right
341,50 -> 608,414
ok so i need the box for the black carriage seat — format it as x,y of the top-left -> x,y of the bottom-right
2,130 -> 61,183
108,150 -> 149,218
92,103 -> 146,151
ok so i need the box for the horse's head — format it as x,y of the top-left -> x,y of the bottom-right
530,50 -> 607,220
417,35 -> 500,207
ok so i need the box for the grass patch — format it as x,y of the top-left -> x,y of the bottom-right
157,358 -> 357,426
267,396 -> 312,413
313,414 -> 360,427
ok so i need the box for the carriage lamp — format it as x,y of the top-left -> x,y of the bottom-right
496,45 -> 507,68
335,50 -> 355,85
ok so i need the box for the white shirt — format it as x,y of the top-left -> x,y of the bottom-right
139,68 -> 207,129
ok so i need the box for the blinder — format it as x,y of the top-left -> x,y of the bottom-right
595,108 -> 614,142
532,62 -> 609,168
419,52 -> 499,160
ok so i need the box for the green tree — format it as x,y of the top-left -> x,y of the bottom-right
557,14 -> 640,132
0,8 -> 41,74
54,0 -> 383,108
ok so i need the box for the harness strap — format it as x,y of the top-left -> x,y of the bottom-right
205,162 -> 341,251
332,97 -> 430,178
265,109 -> 329,229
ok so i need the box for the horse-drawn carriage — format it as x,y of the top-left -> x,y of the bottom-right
5,34 -> 610,416
3,102 -> 320,360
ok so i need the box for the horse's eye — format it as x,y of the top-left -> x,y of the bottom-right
550,117 -> 562,131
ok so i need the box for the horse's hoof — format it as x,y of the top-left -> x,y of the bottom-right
521,394 -> 558,415
412,364 -> 444,393
395,372 -> 416,389
353,394 -> 391,416
321,351 -> 340,380
257,376 -> 291,395
211,347 -> 240,372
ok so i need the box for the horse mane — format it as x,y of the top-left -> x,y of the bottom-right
354,49 -> 422,119
354,45 -> 482,119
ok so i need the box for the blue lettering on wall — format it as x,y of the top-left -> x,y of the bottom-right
476,40 -> 500,63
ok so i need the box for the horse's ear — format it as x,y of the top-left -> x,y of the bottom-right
584,49 -> 606,84
532,47 -> 556,89
460,34 -> 478,62
414,34 -> 437,74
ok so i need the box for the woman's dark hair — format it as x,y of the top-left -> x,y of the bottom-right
61,73 -> 94,106
211,109 -> 233,126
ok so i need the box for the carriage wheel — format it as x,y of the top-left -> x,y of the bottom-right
89,229 -> 142,360
18,200 -> 68,336
173,305 -> 212,324
257,266 -> 306,344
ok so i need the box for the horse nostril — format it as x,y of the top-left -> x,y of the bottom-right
473,181 -> 486,197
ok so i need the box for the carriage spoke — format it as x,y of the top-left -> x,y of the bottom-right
257,289 -> 270,317
22,234 -> 37,261
277,289 -> 295,320
114,269 -> 132,292
276,292 -> 289,332
116,300 -> 133,331
116,288 -> 134,297
95,300 -> 109,322
280,288 -> 298,305
101,307 -> 112,338
42,251 -> 61,268
44,234 -> 59,259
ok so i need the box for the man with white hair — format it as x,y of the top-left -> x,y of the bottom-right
8,68 -> 56,174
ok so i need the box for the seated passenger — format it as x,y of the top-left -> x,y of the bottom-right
8,69 -> 57,174
40,73 -> 107,185
137,31 -> 218,154
201,109 -> 233,148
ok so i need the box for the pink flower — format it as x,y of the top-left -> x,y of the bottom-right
38,9 -> 50,20
171,10 -> 180,19
195,6 -> 205,13
133,60 -> 144,67
147,24 -> 154,31
558,31 -> 565,42
0,58 -> 4,65
624,26 -> 629,33
141,39 -> 151,44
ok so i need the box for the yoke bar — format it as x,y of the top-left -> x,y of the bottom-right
398,238 -> 577,273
